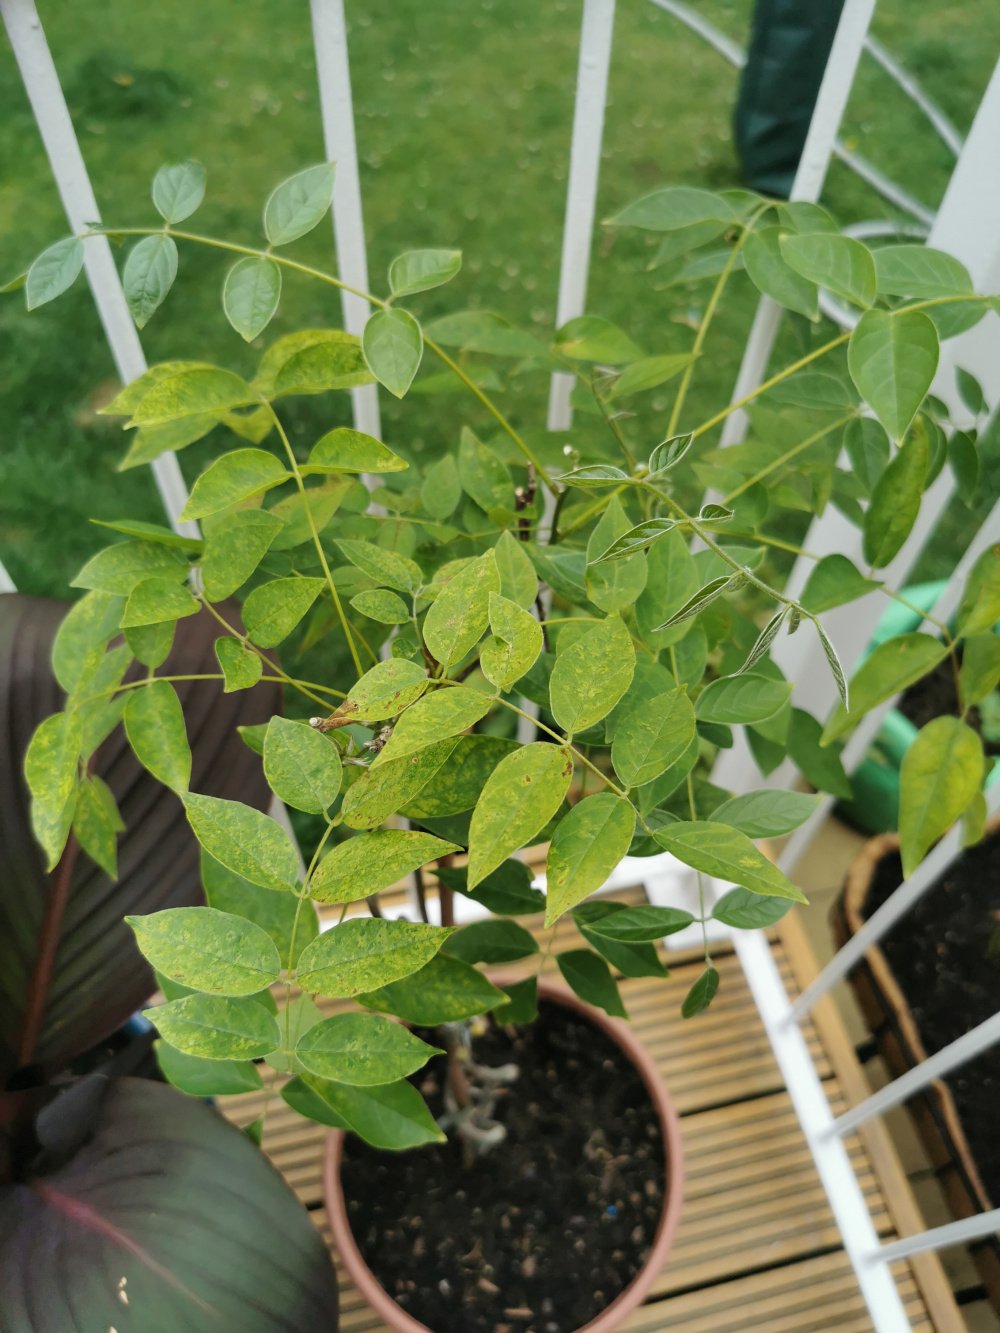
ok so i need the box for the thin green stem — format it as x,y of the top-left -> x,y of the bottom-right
721,412 -> 855,505
667,207 -> 766,437
199,598 -> 345,708
264,403 -> 363,676
284,814 -> 338,1047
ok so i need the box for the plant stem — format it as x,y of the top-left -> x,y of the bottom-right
264,403 -> 363,676
199,598 -> 346,708
721,412 -> 855,504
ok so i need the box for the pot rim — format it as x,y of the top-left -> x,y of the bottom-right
323,974 -> 685,1333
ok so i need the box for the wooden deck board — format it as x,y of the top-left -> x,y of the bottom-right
222,886 -> 961,1331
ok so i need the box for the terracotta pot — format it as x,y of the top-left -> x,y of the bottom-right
835,820 -> 1000,1310
324,976 -> 685,1332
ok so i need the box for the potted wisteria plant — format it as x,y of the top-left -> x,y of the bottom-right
8,158 -> 997,1331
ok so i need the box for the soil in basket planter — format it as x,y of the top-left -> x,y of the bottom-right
339,999 -> 667,1332
865,834 -> 1000,1205
897,656 -> 1000,756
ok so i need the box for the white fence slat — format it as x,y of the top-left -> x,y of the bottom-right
873,1208 -> 1000,1265
831,1008 -> 1000,1138
790,778 -> 1000,1022
0,562 -> 16,594
719,0 -> 876,447
1,0 -> 195,539
547,0 -> 617,433
309,0 -> 382,444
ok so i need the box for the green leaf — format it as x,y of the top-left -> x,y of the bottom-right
389,248 -> 462,297
295,1013 -> 440,1086
655,573 -> 739,630
202,849 -> 316,969
556,950 -> 627,1018
682,965 -> 720,1017
255,328 -> 373,397
123,679 -> 191,793
26,236 -> 84,310
654,821 -> 807,902
423,551 -> 499,668
788,709 -> 852,799
201,508 -> 283,601
494,976 -> 539,1024
127,906 -> 281,996
360,953 -> 506,1024
862,430 -> 929,567
873,245 -> 972,300
586,497 -> 648,611
120,575 -> 198,626
127,365 -> 256,427
420,454 -> 462,519
845,418 -> 890,495
800,554 -> 879,614
152,160 -> 206,223
118,415 -> 220,470
269,475 -> 350,548
376,686 -> 491,764
467,743 -> 573,888
712,887 -> 792,930
286,1075 -> 444,1149
214,636 -> 263,691
125,621 -> 175,669
744,227 -> 818,319
263,163 -> 336,245
571,902 -> 667,979
549,617 -> 634,736
363,307 -> 423,397
180,448 -> 289,522
960,634 -> 1000,710
345,657 -> 428,723
712,790 -> 821,838
780,233 -> 876,308
123,235 -> 178,329
263,716 -> 342,813
223,257 -> 281,342
72,539 -> 189,595
242,576 -> 325,647
311,830 -> 459,904
342,738 -> 460,829
611,354 -> 692,399
51,591 -> 125,694
185,792 -> 300,892
648,432 -> 695,475
294,918 -> 452,998
544,793 -> 635,924
480,593 -> 543,693
826,629 -> 949,746
457,427 -> 515,514
814,619 -> 849,709
696,673 -> 791,726
437,858 -> 545,916
948,430 -> 979,505
303,427 -> 406,476
554,316 -> 643,365
611,688 -> 696,789
848,310 -> 939,441
558,464 -> 630,490
443,920 -> 538,965
351,589 -> 410,625
582,903 -> 694,943
147,995 -> 279,1060
957,547 -> 1000,636
72,774 -> 123,877
25,712 -> 81,870
899,717 -> 984,876
336,537 -> 423,593
635,529 -> 699,650
608,185 -> 736,231
155,1040 -> 262,1096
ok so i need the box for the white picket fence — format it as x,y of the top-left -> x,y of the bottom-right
3,0 -> 1000,1326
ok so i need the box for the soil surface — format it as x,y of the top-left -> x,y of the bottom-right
865,834 -> 1000,1205
339,1000 -> 668,1332
897,657 -> 1000,756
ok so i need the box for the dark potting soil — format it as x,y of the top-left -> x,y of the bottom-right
339,1000 -> 668,1332
897,656 -> 1000,756
865,833 -> 1000,1206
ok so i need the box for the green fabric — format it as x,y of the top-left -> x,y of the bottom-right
734,0 -> 846,198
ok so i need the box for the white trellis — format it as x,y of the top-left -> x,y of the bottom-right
3,0 -> 1000,1327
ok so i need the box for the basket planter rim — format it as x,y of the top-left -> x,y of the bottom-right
323,974 -> 685,1333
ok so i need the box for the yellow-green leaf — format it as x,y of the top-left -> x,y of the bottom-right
545,793 -> 635,925
310,830 -> 459,904
263,716 -> 342,813
899,717 -> 984,876
611,687 -> 696,788
302,427 -> 407,476
180,448 -> 290,521
375,686 -> 491,765
185,792 -> 300,893
423,550 -> 499,668
654,821 -> 807,902
243,576 -> 325,647
294,919 -> 452,998
480,593 -> 543,693
549,617 -> 635,736
295,1013 -> 440,1086
467,742 -> 573,888
127,906 -> 281,996
124,679 -> 192,794
146,994 -> 279,1060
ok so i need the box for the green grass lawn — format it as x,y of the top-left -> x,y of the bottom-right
1,0 -> 998,596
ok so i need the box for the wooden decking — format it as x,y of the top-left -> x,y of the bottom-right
224,886 -> 961,1331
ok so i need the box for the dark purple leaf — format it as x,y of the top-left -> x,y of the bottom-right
0,1077 -> 339,1330
0,595 -> 280,1083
